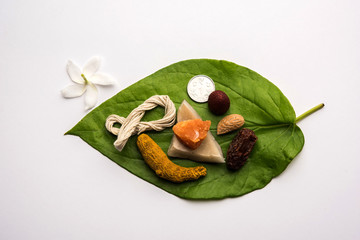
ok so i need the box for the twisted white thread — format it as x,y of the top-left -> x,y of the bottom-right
105,95 -> 176,152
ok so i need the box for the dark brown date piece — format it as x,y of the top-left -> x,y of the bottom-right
226,128 -> 257,171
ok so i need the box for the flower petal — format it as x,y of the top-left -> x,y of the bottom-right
67,60 -> 84,84
61,84 -> 86,98
83,56 -> 101,77
84,83 -> 98,110
88,73 -> 116,85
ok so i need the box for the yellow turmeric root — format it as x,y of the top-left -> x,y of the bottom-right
137,134 -> 207,183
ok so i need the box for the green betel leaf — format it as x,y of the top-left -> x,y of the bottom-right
66,59 -> 323,200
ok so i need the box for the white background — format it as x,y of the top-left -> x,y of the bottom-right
1,0 -> 359,239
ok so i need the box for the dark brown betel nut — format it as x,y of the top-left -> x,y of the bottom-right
226,128 -> 257,171
208,90 -> 230,115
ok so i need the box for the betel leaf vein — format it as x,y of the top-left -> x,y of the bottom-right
66,59 -> 322,200
214,81 -> 280,122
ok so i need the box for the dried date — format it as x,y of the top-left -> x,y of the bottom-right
226,128 -> 257,171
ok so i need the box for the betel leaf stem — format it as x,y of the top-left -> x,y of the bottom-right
295,103 -> 325,123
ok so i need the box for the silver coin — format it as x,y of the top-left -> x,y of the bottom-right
187,75 -> 215,103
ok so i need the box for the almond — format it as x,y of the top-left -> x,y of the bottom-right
217,114 -> 245,135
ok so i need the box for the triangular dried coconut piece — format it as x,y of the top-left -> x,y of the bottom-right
167,100 -> 225,163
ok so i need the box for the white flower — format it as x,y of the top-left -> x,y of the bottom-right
61,56 -> 116,110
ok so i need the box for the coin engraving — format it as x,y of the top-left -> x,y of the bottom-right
187,75 -> 215,103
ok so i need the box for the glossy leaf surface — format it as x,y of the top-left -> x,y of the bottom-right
66,59 -> 304,199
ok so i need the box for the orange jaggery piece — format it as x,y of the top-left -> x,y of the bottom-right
172,119 -> 211,150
